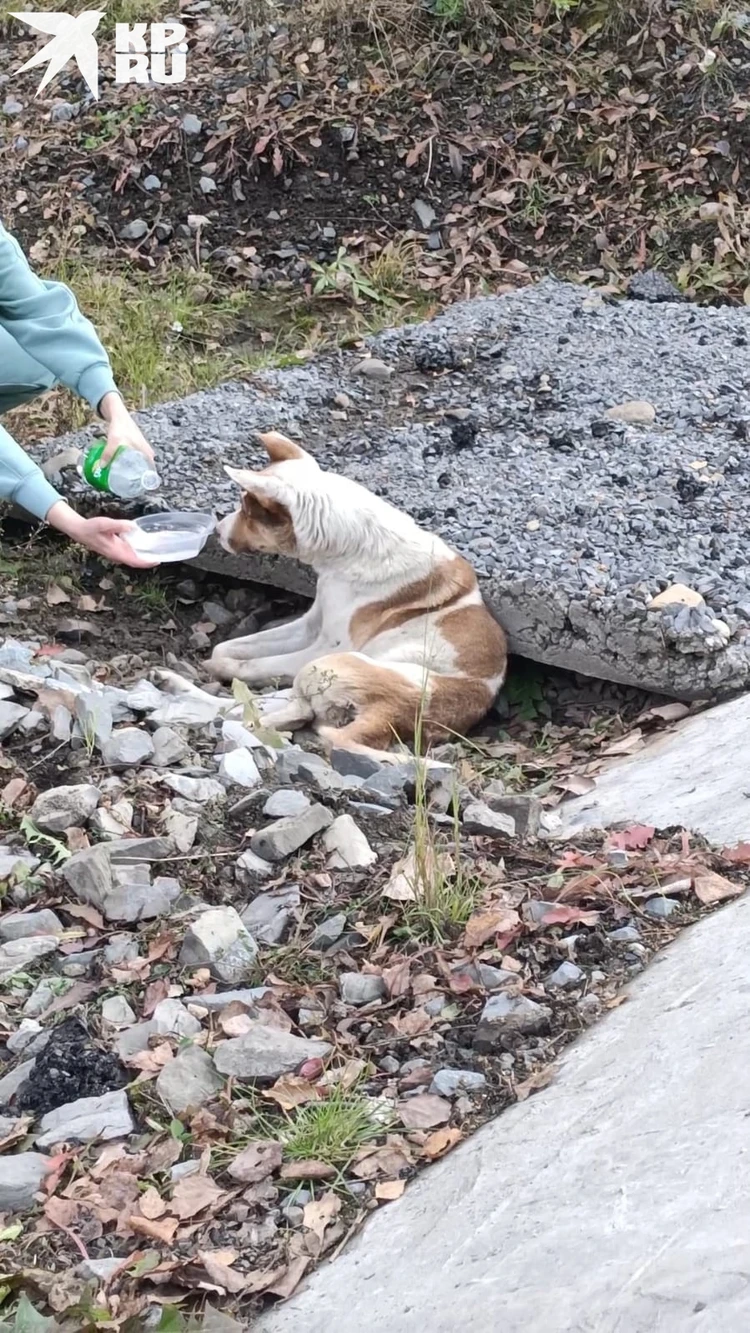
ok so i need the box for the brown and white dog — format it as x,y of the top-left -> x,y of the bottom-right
205,431 -> 507,759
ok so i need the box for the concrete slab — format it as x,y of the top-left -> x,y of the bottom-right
559,692 -> 750,847
256,894 -> 750,1333
37,279 -> 750,698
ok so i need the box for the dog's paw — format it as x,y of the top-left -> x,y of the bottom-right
150,668 -> 195,695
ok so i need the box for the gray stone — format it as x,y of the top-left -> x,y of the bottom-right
190,987 -> 270,1012
151,726 -> 192,767
0,1153 -> 49,1213
153,997 -> 202,1038
644,896 -> 681,919
0,935 -> 58,982
156,1045 -> 223,1114
163,806 -> 198,852
250,803 -> 333,862
36,1089 -> 134,1148
0,909 -> 62,942
2,98 -> 23,116
473,994 -> 552,1050
0,1058 -> 34,1107
107,836 -> 176,863
0,848 -> 39,881
149,696 -> 220,728
90,799 -> 134,840
329,748 -> 383,780
76,1257 -> 126,1282
559,693 -> 750,847
29,784 -> 100,833
360,768 -> 410,808
119,218 -> 148,241
62,844 -> 179,923
101,995 -> 136,1026
163,774 -> 225,803
310,913 -> 347,949
219,747 -> 261,789
547,962 -> 585,990
7,1019 -> 49,1057
181,112 -> 202,134
180,907 -> 258,983
274,748 -> 329,783
0,701 -> 29,739
339,972 -> 387,1007
241,885 -> 300,945
608,926 -> 641,944
222,718 -> 266,751
116,1020 -> 157,1060
214,1024 -> 331,1081
323,814 -> 377,869
236,848 -> 275,882
429,1068 -> 487,1098
143,173 -> 161,190
23,982 -> 58,1017
75,693 -> 114,748
263,789 -> 311,818
485,793 -> 542,839
463,801 -> 516,838
101,728 -> 155,769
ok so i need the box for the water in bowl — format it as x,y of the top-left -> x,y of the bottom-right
124,511 -> 215,562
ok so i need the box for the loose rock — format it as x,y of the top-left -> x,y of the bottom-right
36,1089 -> 134,1148
250,802 -> 333,863
0,701 -> 29,739
339,972 -> 387,1006
29,783 -> 100,833
151,726 -> 192,767
324,814 -> 377,869
101,728 -> 155,769
462,801 -> 516,838
263,790 -> 311,818
547,961 -> 585,989
156,1046 -> 224,1115
0,1153 -> 49,1213
604,400 -> 656,425
241,885 -> 301,945
430,1068 -> 487,1098
219,747 -> 261,789
0,909 -> 62,942
153,997 -> 202,1038
214,1024 -> 331,1081
180,907 -> 258,983
473,994 -> 552,1050
0,936 -> 58,982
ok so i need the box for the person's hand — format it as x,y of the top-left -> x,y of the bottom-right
98,392 -> 155,466
46,502 -> 158,568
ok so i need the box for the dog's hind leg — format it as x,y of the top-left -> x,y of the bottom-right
291,652 -> 428,756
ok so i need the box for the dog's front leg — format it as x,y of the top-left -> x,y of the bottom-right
210,598 -> 322,679
212,642 -> 328,686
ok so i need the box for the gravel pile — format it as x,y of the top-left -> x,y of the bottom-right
41,277 -> 750,698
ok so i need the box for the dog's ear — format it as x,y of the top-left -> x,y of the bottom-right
224,465 -> 293,516
256,431 -> 317,467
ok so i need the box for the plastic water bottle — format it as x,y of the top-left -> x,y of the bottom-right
79,439 -> 160,499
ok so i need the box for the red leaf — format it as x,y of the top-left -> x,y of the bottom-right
608,825 -> 655,850
538,905 -> 600,927
722,842 -> 750,863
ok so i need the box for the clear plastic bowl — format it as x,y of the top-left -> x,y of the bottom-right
124,511 -> 215,562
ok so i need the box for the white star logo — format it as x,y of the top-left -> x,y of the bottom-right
12,10 -> 105,100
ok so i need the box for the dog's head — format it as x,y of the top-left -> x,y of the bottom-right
217,431 -> 319,557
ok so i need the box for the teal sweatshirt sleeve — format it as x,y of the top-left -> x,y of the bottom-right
0,420 -> 61,521
0,221 -> 118,412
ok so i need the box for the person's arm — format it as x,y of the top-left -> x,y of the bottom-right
0,422 -> 156,568
0,221 -> 153,463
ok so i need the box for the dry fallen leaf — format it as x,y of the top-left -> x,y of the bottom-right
63,902 -> 105,930
721,843 -> 750,864
464,907 -> 520,949
302,1191 -> 340,1240
351,1144 -> 413,1180
421,1126 -> 462,1159
227,1140 -> 282,1184
515,1064 -> 557,1102
608,825 -> 655,850
170,1171 -> 226,1220
199,1250 -> 248,1294
278,1159 -> 336,1181
602,729 -> 644,756
396,1093 -> 451,1130
261,1075 -> 320,1111
138,1186 -> 166,1220
46,582 -> 71,605
375,1179 -> 406,1200
265,1255 -> 312,1300
388,1007 -> 434,1038
693,870 -> 744,905
129,1214 -> 179,1244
